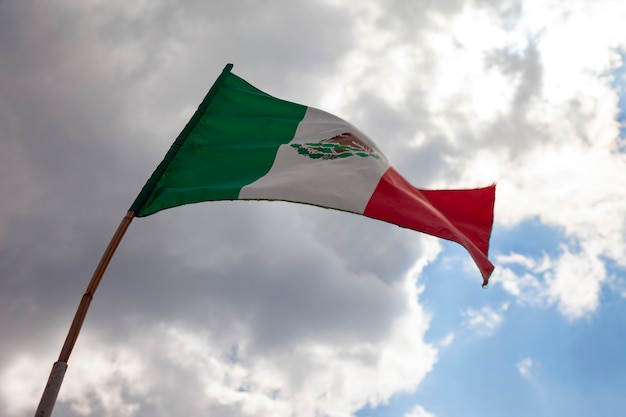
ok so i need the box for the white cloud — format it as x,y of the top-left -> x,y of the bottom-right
462,303 -> 509,336
493,247 -> 608,320
493,266 -> 545,305
497,252 -> 551,272
427,0 -> 626,320
1,255 -> 439,417
61,348 -> 149,417
0,343 -> 150,417
0,356 -> 49,417
546,247 -> 607,320
439,332 -> 455,348
405,404 -> 437,417
313,3 -> 626,331
516,357 -> 535,380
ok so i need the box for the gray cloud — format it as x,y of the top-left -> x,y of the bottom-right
0,2 -> 442,416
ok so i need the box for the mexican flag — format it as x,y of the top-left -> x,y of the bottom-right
131,64 -> 495,284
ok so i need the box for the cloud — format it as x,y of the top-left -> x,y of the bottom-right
516,357 -> 535,380
0,356 -> 47,417
313,1 -> 626,329
494,247 -> 607,320
434,0 -> 626,320
1,258 -> 439,417
404,404 -> 437,417
494,253 -> 548,305
545,248 -> 607,319
439,332 -> 455,348
462,303 -> 510,336
0,1 -> 445,414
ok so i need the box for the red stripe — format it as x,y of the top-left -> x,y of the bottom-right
363,167 -> 495,285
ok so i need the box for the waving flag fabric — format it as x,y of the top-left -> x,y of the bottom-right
130,64 -> 495,284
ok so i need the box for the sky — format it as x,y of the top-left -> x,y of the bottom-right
1,0 -> 626,416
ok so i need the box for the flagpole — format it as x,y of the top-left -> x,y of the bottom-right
34,210 -> 136,417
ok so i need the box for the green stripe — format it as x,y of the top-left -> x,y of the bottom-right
132,67 -> 307,217
130,64 -> 234,215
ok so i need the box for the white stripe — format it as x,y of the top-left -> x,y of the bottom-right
239,107 -> 390,213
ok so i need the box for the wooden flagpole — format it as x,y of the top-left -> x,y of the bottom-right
34,211 -> 136,417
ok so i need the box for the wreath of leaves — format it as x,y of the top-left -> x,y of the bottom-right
290,143 -> 381,160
